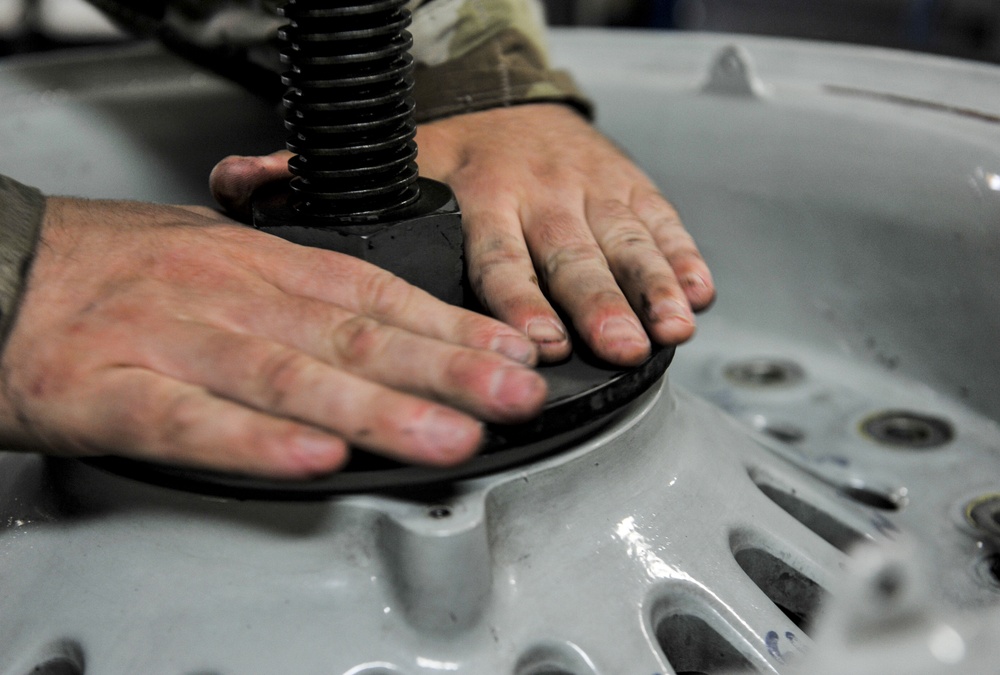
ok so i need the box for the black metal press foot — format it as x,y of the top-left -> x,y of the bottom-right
252,0 -> 464,305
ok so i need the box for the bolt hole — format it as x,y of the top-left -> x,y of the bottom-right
654,613 -> 757,673
725,359 -> 804,387
515,642 -> 597,675
973,553 -> 1000,591
966,495 -> 1000,537
838,486 -> 904,511
763,425 -> 805,444
861,411 -> 953,449
752,479 -> 865,552
873,567 -> 905,600
751,417 -> 805,444
988,555 -> 1000,586
25,659 -> 82,675
19,641 -> 84,675
428,506 -> 451,519
732,547 -> 826,635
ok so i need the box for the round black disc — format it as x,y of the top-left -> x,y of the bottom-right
84,344 -> 673,500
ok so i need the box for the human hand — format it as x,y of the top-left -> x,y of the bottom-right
0,198 -> 546,478
211,104 -> 715,366
416,104 -> 715,364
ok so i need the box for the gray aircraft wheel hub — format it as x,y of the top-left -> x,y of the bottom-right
1,29 -> 999,675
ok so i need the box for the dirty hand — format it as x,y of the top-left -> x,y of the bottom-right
212,104 -> 715,366
0,198 -> 546,477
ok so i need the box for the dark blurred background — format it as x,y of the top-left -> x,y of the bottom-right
541,0 -> 1000,62
0,0 -> 123,55
1,0 -> 998,63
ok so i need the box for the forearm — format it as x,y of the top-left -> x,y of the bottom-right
85,0 -> 591,119
409,0 -> 591,121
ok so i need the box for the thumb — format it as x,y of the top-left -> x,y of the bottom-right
209,150 -> 293,219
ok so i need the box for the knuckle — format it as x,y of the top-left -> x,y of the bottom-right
593,197 -> 634,220
460,313 -> 520,351
589,288 -> 630,310
532,208 -> 586,249
474,236 -> 531,275
360,270 -> 412,319
258,348 -> 314,410
602,223 -> 655,252
331,315 -> 387,367
543,242 -> 605,279
441,348 -> 486,391
633,191 -> 681,224
468,270 -> 488,300
154,390 -> 207,458
661,234 -> 702,259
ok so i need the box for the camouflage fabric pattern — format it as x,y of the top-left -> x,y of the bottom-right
0,176 -> 45,346
86,0 -> 592,121
409,0 -> 591,120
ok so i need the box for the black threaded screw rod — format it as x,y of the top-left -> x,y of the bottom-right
279,0 -> 420,221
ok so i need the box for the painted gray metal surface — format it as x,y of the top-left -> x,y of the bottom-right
0,31 -> 999,674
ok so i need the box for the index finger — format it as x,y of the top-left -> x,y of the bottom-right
246,236 -> 539,365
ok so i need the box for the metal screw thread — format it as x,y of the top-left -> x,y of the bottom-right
279,0 -> 420,220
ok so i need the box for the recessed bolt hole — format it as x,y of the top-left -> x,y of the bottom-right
753,480 -> 866,552
965,494 -> 1000,537
861,411 -> 953,449
655,613 -> 756,674
973,553 -> 1000,591
428,506 -> 451,519
873,567 -> 905,600
838,485 -> 904,511
988,555 -> 1000,586
25,659 -> 82,675
20,642 -> 84,675
515,643 -> 597,675
752,416 -> 805,444
725,359 -> 804,387
765,425 -> 805,444
732,547 -> 826,635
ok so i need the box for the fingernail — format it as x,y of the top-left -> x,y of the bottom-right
600,317 -> 650,349
680,274 -> 708,290
293,432 -> 345,469
650,299 -> 695,325
525,318 -> 567,344
490,334 -> 536,365
490,366 -> 547,414
419,408 -> 482,461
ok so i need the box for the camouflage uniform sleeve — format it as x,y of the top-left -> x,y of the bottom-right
408,0 -> 592,122
0,176 -> 46,346
85,0 -> 592,121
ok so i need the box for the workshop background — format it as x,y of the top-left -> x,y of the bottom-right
0,0 -> 998,63
542,0 -> 1000,63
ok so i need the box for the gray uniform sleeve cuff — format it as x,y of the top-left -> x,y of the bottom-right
0,175 -> 46,345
